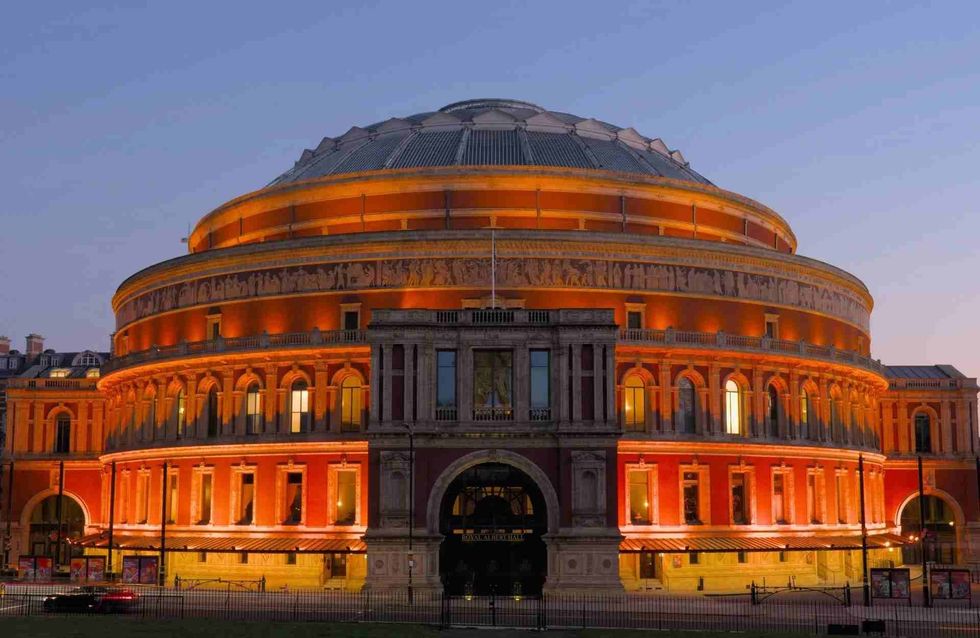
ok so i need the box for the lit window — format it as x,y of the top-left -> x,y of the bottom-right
197,473 -> 213,525
175,390 -> 187,437
290,380 -> 310,433
473,350 -> 513,420
136,473 -> 150,524
245,383 -> 263,434
682,471 -> 702,525
724,379 -> 742,435
238,473 -> 255,525
283,472 -> 304,525
49,369 -> 70,378
807,473 -> 821,524
334,470 -> 356,526
799,389 -> 811,439
623,375 -> 646,432
628,469 -> 651,525
86,368 -> 100,378
340,377 -> 362,430
731,472 -> 750,524
772,473 -> 787,524
167,474 -> 178,524
836,472 -> 847,524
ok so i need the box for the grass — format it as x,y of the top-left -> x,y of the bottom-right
0,616 -> 790,638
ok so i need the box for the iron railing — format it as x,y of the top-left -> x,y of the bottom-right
0,585 -> 976,636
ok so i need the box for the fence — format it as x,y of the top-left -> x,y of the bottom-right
1,585 -> 977,636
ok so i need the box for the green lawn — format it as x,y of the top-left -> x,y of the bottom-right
0,616 -> 788,638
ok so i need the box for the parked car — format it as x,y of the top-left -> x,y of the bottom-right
42,586 -> 139,613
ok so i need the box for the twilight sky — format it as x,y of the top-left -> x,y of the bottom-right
1,1 -> 979,372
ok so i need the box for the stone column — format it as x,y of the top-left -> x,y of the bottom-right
404,344 -> 416,423
941,399 -> 953,454
896,398 -> 908,452
314,362 -> 329,432
659,362 -> 672,433
708,364 -> 721,435
570,344 -> 582,422
789,370 -> 800,440
222,369 -> 235,436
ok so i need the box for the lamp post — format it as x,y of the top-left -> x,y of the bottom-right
401,422 -> 415,602
917,455 -> 930,607
857,454 -> 869,606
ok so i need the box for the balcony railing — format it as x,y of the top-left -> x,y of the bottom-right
6,378 -> 99,390
472,407 -> 514,422
887,378 -> 975,390
619,328 -> 884,374
102,328 -> 367,375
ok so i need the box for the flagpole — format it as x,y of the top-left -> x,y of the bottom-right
491,226 -> 496,309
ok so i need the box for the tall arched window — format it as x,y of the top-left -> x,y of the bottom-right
623,375 -> 646,432
245,383 -> 263,434
146,397 -> 156,441
914,413 -> 932,453
799,389 -> 811,440
341,376 -> 362,431
174,389 -> 187,438
830,394 -> 842,441
766,385 -> 779,437
290,380 -> 310,433
678,377 -> 696,434
724,379 -> 742,435
54,414 -> 71,454
206,387 -> 220,438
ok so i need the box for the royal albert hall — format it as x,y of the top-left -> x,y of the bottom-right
4,98 -> 978,595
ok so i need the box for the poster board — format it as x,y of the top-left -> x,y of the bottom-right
70,556 -> 107,582
122,555 -> 158,585
930,569 -> 972,602
870,568 -> 911,601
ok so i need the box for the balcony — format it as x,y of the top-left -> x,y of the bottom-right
6,378 -> 100,391
619,328 -> 884,375
102,329 -> 367,375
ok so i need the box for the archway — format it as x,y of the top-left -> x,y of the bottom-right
27,494 -> 86,563
438,462 -> 548,596
898,493 -> 960,564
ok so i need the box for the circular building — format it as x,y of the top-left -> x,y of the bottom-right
96,99 -> 896,593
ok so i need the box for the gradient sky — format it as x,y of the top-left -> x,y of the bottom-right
2,1 -> 979,373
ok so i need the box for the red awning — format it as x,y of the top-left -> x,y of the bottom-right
620,533 -> 908,553
75,533 -> 366,553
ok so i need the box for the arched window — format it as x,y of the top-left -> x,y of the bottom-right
290,380 -> 310,433
146,397 -> 156,440
174,389 -> 187,438
245,383 -> 263,434
799,389 -> 811,440
54,414 -> 71,454
914,413 -> 932,453
830,394 -> 842,440
206,387 -> 220,437
623,375 -> 646,432
678,377 -> 696,434
341,376 -> 362,430
766,385 -> 779,437
724,379 -> 742,435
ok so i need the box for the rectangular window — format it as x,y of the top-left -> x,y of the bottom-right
343,310 -> 359,331
773,474 -> 787,524
197,551 -> 207,563
238,552 -> 248,565
530,350 -> 550,420
627,310 -> 643,330
639,552 -> 656,579
290,385 -> 310,433
580,345 -> 595,420
473,350 -> 513,420
436,350 -> 457,420
764,314 -> 779,339
245,388 -> 263,434
391,345 -> 405,421
628,470 -> 651,525
836,473 -> 847,524
731,472 -> 749,525
198,473 -> 213,525
326,553 -> 347,578
286,553 -> 297,565
206,315 -> 221,340
737,551 -> 748,564
238,473 -> 255,525
136,473 -> 150,524
167,474 -> 178,524
689,552 -> 700,565
335,471 -> 356,526
807,473 -> 820,524
682,471 -> 701,525
284,472 -> 303,525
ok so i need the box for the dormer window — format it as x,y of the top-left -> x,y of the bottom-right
86,369 -> 101,379
49,369 -> 70,378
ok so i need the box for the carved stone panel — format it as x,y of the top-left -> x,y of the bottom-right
378,451 -> 411,528
570,450 -> 607,527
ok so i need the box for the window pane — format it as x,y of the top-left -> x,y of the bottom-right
284,472 -> 303,524
336,471 -> 356,526
725,380 -> 741,435
683,472 -> 701,525
473,351 -> 513,410
436,351 -> 457,407
731,473 -> 748,524
239,474 -> 254,524
199,474 -> 212,524
678,378 -> 695,434
628,470 -> 650,525
530,350 -> 550,409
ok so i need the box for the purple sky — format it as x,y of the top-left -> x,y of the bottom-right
2,2 -> 979,373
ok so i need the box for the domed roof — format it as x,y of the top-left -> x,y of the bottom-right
269,99 -> 712,187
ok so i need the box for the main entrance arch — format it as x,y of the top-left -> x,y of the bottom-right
897,492 -> 962,564
438,462 -> 548,595
25,494 -> 87,563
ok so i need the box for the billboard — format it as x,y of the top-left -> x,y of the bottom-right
122,555 -> 158,585
870,568 -> 911,600
930,569 -> 972,601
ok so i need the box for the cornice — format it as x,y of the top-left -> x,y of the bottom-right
617,439 -> 886,464
99,440 -> 369,464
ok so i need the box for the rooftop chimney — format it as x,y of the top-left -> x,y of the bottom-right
26,333 -> 44,356
0,336 -> 9,355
